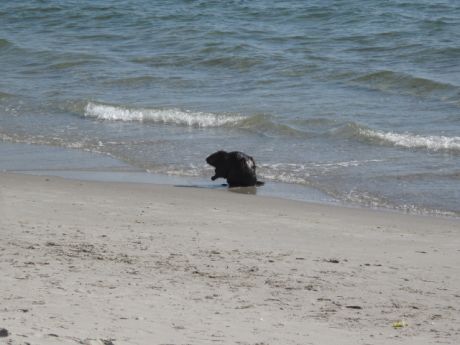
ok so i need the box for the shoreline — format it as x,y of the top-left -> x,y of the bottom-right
1,172 -> 459,345
10,168 -> 460,221
1,142 -> 457,219
0,141 -> 336,207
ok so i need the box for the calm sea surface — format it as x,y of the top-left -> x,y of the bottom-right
1,0 -> 459,216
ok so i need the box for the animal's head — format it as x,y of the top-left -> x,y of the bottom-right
206,150 -> 228,167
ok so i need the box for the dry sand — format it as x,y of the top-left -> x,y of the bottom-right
1,172 -> 459,345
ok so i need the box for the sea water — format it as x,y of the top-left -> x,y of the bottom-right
1,0 -> 459,216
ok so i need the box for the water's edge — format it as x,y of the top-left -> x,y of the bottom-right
0,141 -> 335,202
2,142 -> 457,220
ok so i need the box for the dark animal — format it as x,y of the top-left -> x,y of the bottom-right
206,150 -> 264,187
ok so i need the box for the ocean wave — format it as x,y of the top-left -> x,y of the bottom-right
238,114 -> 314,138
0,91 -> 15,100
353,70 -> 454,93
358,128 -> 460,152
103,76 -> 196,89
198,56 -> 262,70
350,70 -> 460,104
49,59 -> 96,70
290,117 -> 338,127
328,122 -> 460,153
82,103 -> 460,153
83,102 -> 317,136
131,54 -> 262,71
103,76 -> 160,87
0,38 -> 12,48
130,56 -> 193,68
84,102 -> 245,127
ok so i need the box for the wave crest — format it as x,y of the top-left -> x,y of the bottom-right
84,102 -> 245,127
352,70 -> 455,94
358,128 -> 460,152
0,38 -> 12,48
351,70 -> 460,105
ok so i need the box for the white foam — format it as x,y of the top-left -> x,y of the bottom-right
260,159 -> 383,176
360,128 -> 460,152
84,102 -> 244,127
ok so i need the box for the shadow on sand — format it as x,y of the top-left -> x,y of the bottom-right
175,183 -> 259,195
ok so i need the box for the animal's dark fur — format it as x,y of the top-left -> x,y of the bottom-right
206,150 -> 264,187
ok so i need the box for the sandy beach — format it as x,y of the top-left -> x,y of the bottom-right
1,172 -> 459,345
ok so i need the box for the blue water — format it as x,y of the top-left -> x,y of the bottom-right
1,0 -> 459,216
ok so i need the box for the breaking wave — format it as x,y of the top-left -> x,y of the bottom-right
328,122 -> 460,153
358,128 -> 460,152
84,102 -> 245,127
83,103 -> 460,153
82,102 -> 314,137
